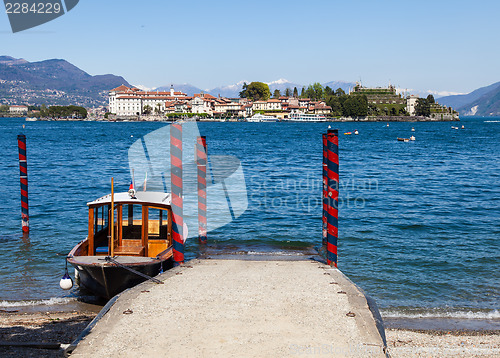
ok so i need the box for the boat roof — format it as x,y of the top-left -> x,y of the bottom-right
87,191 -> 171,207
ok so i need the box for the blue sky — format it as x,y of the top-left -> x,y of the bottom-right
1,0 -> 499,95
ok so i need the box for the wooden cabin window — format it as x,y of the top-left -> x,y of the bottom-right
93,205 -> 109,235
147,207 -> 169,240
121,204 -> 142,240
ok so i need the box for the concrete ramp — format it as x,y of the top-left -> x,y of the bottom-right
69,259 -> 387,357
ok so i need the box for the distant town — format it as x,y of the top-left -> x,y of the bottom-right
1,82 -> 459,121
105,82 -> 459,121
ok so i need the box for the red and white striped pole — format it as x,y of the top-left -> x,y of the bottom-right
322,133 -> 327,246
170,123 -> 184,265
326,129 -> 339,267
196,136 -> 208,244
17,134 -> 29,234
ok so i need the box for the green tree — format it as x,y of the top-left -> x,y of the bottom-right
300,87 -> 305,97
0,105 -> 9,113
284,88 -> 291,97
426,94 -> 435,104
326,96 -> 343,116
390,107 -> 397,116
342,95 -> 368,117
245,82 -> 271,101
273,89 -> 281,99
293,87 -> 298,97
415,98 -> 430,117
324,86 -> 333,97
239,82 -> 248,98
143,105 -> 152,115
335,88 -> 346,97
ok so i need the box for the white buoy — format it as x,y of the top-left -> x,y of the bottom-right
354,130 -> 359,135
328,125 -> 331,129
411,127 -> 415,132
60,271 -> 73,290
410,135 -> 415,141
461,125 -> 464,129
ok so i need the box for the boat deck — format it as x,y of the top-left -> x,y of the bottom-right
70,256 -> 159,265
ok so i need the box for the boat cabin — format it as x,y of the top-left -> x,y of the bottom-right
82,191 -> 172,258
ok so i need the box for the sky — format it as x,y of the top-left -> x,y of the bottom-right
1,0 -> 500,95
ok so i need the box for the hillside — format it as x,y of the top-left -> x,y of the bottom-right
438,81 -> 500,116
438,81 -> 500,110
0,56 -> 130,107
456,84 -> 500,116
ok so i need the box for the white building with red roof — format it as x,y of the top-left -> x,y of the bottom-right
109,85 -> 187,116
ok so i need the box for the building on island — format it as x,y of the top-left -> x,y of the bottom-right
406,95 -> 419,116
108,84 -> 335,118
9,105 -> 28,113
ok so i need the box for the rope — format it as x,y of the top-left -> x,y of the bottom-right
104,256 -> 164,284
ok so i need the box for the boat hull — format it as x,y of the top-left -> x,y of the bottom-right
70,256 -> 173,299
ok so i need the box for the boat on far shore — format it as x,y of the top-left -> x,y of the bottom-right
285,113 -> 327,122
247,113 -> 278,122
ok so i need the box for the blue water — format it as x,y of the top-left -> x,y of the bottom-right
0,117 -> 498,321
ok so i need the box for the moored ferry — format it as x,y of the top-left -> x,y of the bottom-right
247,113 -> 278,122
285,113 -> 327,122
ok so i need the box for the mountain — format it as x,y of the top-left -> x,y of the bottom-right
0,56 -> 130,106
457,84 -> 500,116
266,79 -> 304,94
206,80 -> 247,98
437,81 -> 500,116
154,83 -> 204,96
322,81 -> 356,93
438,81 -> 500,110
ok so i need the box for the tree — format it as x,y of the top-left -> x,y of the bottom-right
293,87 -> 298,97
273,89 -> 281,99
335,88 -> 346,97
300,87 -> 305,97
0,105 -> 9,113
426,94 -> 435,104
326,96 -> 343,116
324,86 -> 333,97
342,95 -> 368,117
143,105 -> 152,115
239,82 -> 248,98
390,107 -> 397,116
245,82 -> 271,101
415,98 -> 430,117
285,88 -> 291,97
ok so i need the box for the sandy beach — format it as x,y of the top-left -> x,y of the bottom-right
0,308 -> 97,357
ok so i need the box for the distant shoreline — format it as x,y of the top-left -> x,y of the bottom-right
16,115 -> 461,123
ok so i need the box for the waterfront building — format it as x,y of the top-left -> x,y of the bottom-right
109,85 -> 187,116
9,105 -> 28,113
352,83 -> 405,106
406,95 -> 419,116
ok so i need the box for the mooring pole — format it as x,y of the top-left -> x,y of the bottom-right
170,123 -> 184,265
196,136 -> 208,244
17,134 -> 29,234
322,133 -> 327,246
326,129 -> 339,267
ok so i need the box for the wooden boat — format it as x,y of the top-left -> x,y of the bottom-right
67,189 -> 174,299
397,137 -> 410,142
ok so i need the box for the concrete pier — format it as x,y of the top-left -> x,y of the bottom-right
69,257 -> 387,357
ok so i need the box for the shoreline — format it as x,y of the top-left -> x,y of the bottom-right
1,301 -> 498,357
